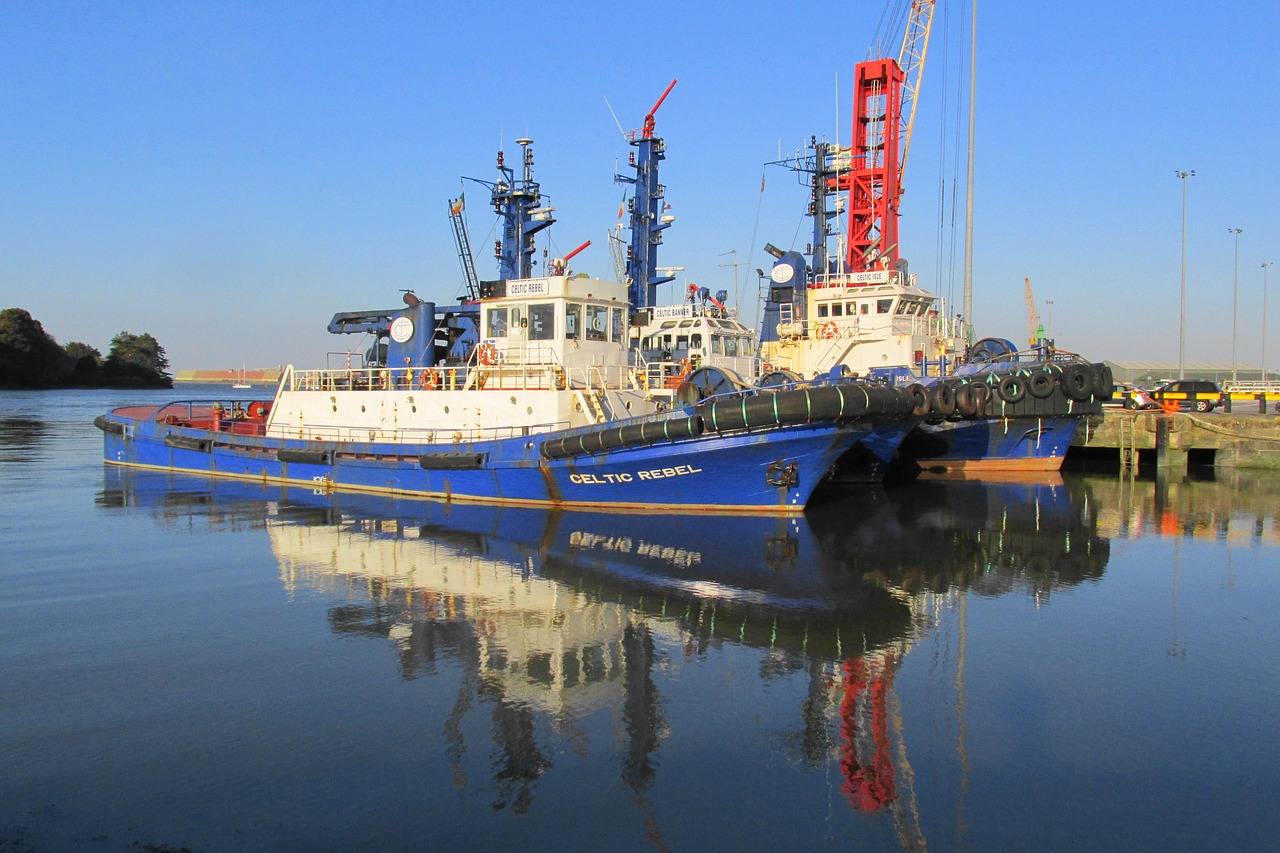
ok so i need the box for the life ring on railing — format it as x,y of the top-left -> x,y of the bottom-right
421,368 -> 441,390
820,320 -> 838,339
762,363 -> 772,374
677,357 -> 693,377
477,343 -> 498,366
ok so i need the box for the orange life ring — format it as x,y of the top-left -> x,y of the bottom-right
762,363 -> 773,374
820,320 -> 838,339
421,368 -> 441,390
678,357 -> 693,377
477,343 -> 498,366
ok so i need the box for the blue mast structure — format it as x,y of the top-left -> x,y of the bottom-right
617,80 -> 677,310
757,138 -> 843,347
491,138 -> 554,281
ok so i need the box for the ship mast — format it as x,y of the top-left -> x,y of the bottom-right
617,80 -> 677,310
491,138 -> 555,281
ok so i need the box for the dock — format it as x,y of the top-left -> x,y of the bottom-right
1073,408 -> 1280,472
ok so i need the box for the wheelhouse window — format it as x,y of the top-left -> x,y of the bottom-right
527,303 -> 554,340
877,299 -> 892,314
817,304 -> 829,318
487,307 -> 509,338
585,305 -> 608,341
611,308 -> 624,342
565,303 -> 580,340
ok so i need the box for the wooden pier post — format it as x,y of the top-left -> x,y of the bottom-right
1155,415 -> 1188,474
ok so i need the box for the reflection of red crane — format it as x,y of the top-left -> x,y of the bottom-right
838,648 -> 898,810
833,1 -> 936,275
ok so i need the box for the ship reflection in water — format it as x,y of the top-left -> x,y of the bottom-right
101,469 -> 1110,836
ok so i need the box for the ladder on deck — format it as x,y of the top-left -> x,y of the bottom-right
576,390 -> 608,424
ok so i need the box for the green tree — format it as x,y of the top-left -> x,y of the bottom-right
0,308 -> 70,387
64,338 -> 103,379
102,331 -> 173,388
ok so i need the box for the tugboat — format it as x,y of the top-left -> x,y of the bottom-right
97,136 -> 919,513
614,81 -> 916,483
758,55 -> 1109,476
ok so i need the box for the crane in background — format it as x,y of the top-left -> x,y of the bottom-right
1024,277 -> 1045,345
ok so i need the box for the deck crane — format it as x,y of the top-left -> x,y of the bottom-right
836,0 -> 936,274
1024,277 -> 1044,345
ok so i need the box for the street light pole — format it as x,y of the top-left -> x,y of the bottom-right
1175,170 -> 1194,381
1229,227 -> 1242,383
1264,262 -> 1274,383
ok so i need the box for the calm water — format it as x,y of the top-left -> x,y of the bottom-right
2,387 -> 1278,852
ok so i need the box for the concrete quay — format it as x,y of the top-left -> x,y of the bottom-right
1073,410 -> 1280,472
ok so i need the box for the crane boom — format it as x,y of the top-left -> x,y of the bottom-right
896,0 -> 936,184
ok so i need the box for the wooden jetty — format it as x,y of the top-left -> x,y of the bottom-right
1073,409 -> 1280,472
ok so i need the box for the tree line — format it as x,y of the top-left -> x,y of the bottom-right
0,307 -> 172,389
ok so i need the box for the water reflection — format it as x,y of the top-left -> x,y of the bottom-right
0,416 -> 51,463
809,477 -> 1112,600
1086,469 -> 1280,545
100,468 -> 1117,837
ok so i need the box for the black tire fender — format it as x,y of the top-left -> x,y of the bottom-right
997,374 -> 1026,404
1028,369 -> 1056,399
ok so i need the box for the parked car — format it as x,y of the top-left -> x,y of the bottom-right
1148,379 -> 1224,412
1104,381 -> 1158,410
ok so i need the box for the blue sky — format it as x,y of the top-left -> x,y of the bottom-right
3,1 -> 1278,372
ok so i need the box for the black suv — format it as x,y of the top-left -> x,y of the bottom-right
1149,380 -> 1223,412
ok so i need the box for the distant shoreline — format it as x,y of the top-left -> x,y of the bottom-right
174,369 -> 282,384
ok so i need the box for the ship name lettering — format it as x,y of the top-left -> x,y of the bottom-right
636,464 -> 702,481
569,472 -> 635,485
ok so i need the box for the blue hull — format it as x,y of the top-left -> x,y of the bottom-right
900,415 -> 1081,474
100,408 -> 901,513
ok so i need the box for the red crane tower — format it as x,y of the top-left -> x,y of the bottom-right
833,1 -> 935,276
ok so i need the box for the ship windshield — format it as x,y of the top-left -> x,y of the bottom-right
528,303 -> 554,340
487,307 -> 508,338
585,305 -> 608,341
565,304 -> 580,340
